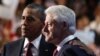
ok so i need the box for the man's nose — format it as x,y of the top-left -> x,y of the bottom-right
43,24 -> 48,32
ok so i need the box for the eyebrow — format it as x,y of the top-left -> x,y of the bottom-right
22,16 -> 35,20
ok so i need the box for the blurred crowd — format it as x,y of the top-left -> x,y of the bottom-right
0,0 -> 100,56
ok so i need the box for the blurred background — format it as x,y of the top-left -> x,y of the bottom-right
0,0 -> 100,56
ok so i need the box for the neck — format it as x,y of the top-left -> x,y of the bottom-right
27,33 -> 41,42
55,32 -> 72,46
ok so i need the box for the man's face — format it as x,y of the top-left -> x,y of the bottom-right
42,14 -> 62,44
21,8 -> 43,38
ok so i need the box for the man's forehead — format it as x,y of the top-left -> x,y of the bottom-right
45,15 -> 56,23
45,15 -> 52,21
22,8 -> 39,17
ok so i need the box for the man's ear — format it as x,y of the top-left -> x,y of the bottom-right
62,22 -> 69,31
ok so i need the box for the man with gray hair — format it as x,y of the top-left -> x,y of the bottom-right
42,5 -> 94,56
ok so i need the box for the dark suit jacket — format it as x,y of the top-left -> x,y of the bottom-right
56,38 -> 95,56
1,37 -> 56,56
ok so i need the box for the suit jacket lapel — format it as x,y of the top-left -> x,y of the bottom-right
39,37 -> 49,56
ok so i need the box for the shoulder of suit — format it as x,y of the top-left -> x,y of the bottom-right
5,38 -> 24,47
62,44 -> 95,56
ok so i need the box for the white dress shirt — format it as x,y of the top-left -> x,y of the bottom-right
22,34 -> 42,56
23,34 -> 42,49
57,35 -> 75,51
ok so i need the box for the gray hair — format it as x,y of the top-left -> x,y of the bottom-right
45,5 -> 76,33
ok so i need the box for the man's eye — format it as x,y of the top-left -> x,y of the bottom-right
27,16 -> 35,21
22,16 -> 25,20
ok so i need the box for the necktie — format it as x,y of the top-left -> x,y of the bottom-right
53,49 -> 58,56
26,43 -> 33,56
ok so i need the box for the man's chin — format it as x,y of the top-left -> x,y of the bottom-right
22,34 -> 28,38
22,35 -> 26,38
45,38 -> 54,43
46,38 -> 58,45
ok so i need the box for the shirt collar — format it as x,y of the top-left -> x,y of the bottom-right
57,35 -> 75,51
23,34 -> 42,50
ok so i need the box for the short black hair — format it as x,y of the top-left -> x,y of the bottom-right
26,3 -> 45,23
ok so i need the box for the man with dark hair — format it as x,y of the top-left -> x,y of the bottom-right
1,3 -> 55,56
